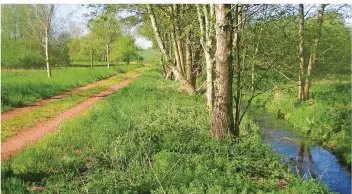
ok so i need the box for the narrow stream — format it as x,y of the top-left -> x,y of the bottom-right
254,112 -> 351,194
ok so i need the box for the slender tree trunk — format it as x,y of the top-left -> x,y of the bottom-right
172,30 -> 183,74
174,4 -> 186,76
147,4 -> 195,94
185,35 -> 194,88
91,49 -> 94,68
160,56 -> 166,76
44,26 -> 51,78
234,5 -> 243,137
176,39 -> 185,75
197,4 -> 214,110
304,4 -> 326,100
211,4 -> 234,138
298,4 -> 305,100
106,43 -> 110,68
192,47 -> 202,87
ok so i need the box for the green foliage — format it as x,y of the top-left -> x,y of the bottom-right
51,33 -> 71,66
110,35 -> 139,63
1,39 -> 45,69
1,64 -> 142,112
1,69 -> 330,193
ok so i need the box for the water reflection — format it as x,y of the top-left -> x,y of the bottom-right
255,114 -> 351,194
296,141 -> 317,179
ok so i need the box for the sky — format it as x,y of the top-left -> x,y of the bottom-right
55,4 -> 153,49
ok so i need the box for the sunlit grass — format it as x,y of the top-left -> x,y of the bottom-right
1,64 -> 143,112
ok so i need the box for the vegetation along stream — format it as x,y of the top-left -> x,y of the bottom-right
254,111 -> 351,194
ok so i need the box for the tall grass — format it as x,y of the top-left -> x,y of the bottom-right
1,64 -> 143,112
2,68 -> 330,193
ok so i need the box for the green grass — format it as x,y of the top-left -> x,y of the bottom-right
1,68 -> 148,141
2,68 -> 330,193
1,64 -> 143,112
138,49 -> 161,62
253,76 -> 351,165
69,60 -> 121,67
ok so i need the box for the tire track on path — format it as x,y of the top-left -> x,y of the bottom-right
1,72 -> 142,161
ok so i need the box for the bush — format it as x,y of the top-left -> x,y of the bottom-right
1,39 -> 45,69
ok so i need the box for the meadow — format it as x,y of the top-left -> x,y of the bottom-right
1,64 -> 143,112
2,68 -> 330,193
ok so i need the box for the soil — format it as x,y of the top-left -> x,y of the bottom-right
1,73 -> 142,161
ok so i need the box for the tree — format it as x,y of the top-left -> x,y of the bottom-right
26,5 -> 56,77
211,4 -> 234,138
298,4 -> 305,100
304,4 -> 326,100
146,4 -> 196,94
110,35 -> 138,64
1,5 -> 45,69
91,13 -> 121,68
197,4 -> 215,110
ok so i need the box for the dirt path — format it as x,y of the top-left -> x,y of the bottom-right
1,73 -> 142,161
1,72 -> 125,122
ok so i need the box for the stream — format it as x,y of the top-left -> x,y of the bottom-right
254,111 -> 351,194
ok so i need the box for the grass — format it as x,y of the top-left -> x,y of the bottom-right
1,67 -> 148,141
69,60 -> 121,67
2,68 -> 330,193
137,49 -> 161,62
1,64 -> 143,112
253,74 -> 351,165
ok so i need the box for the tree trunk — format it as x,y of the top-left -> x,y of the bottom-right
211,4 -> 234,139
106,43 -> 110,68
298,4 -> 305,100
160,56 -> 166,76
91,49 -> 94,68
176,39 -> 185,75
172,30 -> 183,74
147,4 -> 195,94
197,4 -> 214,110
185,34 -> 194,88
234,5 -> 243,137
45,26 -> 51,78
304,4 -> 326,100
174,4 -> 186,76
192,47 -> 202,87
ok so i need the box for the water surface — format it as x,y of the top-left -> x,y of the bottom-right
254,113 -> 351,194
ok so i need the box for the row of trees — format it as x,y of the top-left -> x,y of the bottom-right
68,10 -> 139,67
1,5 -> 140,77
128,4 -> 350,138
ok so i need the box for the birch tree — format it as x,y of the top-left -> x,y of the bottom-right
197,4 -> 215,110
91,14 -> 121,68
26,5 -> 55,78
